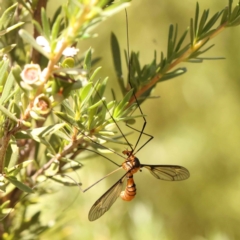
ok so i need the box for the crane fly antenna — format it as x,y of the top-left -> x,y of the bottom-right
125,9 -> 153,155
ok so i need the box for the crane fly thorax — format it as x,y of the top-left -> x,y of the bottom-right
122,150 -> 141,174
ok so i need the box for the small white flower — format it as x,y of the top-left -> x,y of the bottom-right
62,47 -> 79,57
20,64 -> 43,85
36,36 -> 50,52
36,36 -> 79,57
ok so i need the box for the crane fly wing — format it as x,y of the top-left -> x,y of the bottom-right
141,164 -> 190,181
88,173 -> 127,221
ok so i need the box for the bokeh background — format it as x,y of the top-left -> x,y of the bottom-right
39,0 -> 240,239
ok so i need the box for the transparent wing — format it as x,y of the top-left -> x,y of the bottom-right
141,164 -> 190,181
88,173 -> 128,221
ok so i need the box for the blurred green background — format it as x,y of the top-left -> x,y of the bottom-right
39,0 -> 240,239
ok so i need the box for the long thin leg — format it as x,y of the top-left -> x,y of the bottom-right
126,121 -> 153,155
82,167 -> 123,192
77,130 -> 126,161
125,9 -> 153,154
91,86 -> 134,153
76,148 -> 121,167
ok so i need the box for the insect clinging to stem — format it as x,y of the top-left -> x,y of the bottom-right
83,9 -> 190,222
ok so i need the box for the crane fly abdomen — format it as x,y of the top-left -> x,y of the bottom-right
120,151 -> 140,201
120,175 -> 136,201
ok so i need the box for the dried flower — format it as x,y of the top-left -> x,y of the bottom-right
33,94 -> 52,115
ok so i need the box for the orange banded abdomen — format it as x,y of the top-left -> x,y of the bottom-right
120,175 -> 136,201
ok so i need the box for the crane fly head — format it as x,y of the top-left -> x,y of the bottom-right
122,149 -> 133,157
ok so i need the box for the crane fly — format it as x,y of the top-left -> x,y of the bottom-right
83,10 -> 190,221
87,150 -> 189,221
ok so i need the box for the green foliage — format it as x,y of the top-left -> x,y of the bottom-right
111,0 -> 240,103
0,0 -> 240,239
